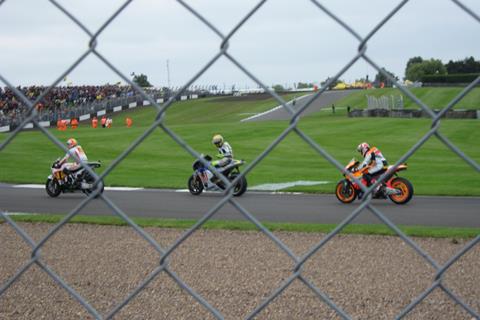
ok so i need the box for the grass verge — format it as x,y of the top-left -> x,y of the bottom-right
1,90 -> 479,195
4,214 -> 479,239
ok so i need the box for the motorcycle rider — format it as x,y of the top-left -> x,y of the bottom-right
196,134 -> 233,187
58,138 -> 88,183
211,134 -> 233,169
356,142 -> 388,197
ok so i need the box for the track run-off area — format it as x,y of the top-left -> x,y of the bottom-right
1,183 -> 479,228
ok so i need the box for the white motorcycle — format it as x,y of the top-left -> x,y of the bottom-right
45,158 -> 104,197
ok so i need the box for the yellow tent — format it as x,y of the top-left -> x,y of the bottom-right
333,82 -> 348,90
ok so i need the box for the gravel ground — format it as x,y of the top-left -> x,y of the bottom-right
0,222 -> 478,320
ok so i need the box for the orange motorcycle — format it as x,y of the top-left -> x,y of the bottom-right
335,158 -> 413,205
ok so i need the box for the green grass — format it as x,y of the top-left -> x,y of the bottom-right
333,87 -> 480,110
5,214 -> 479,239
0,90 -> 479,195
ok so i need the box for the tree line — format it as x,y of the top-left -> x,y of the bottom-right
362,56 -> 480,86
405,56 -> 480,83
327,56 -> 480,89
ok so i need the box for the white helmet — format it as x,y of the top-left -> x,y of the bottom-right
212,134 -> 224,147
357,142 -> 370,157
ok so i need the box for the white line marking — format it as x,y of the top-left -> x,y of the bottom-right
12,184 -> 143,191
250,180 -> 330,191
176,188 -> 308,195
11,182 -> 330,193
2,212 -> 37,216
240,94 -> 312,122
13,184 -> 45,189
172,181 -> 331,193
240,105 -> 284,122
105,187 -> 144,191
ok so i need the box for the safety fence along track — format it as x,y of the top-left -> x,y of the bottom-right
0,0 -> 479,319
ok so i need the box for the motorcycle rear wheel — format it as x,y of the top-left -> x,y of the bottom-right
188,175 -> 204,195
335,180 -> 356,203
82,176 -> 104,198
388,177 -> 413,205
45,178 -> 61,197
230,174 -> 247,197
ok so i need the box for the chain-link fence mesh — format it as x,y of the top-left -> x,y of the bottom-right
1,0 -> 479,319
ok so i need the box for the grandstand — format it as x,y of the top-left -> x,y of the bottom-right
0,85 -> 169,130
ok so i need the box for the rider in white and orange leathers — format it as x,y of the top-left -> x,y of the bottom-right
59,138 -> 88,175
357,142 -> 388,194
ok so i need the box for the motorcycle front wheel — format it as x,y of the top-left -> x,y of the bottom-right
335,180 -> 356,203
45,178 -> 61,197
188,175 -> 204,195
388,177 -> 413,205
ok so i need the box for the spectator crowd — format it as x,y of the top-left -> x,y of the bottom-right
0,85 -> 153,127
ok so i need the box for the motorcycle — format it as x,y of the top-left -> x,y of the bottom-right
188,155 -> 247,196
45,158 -> 104,198
335,158 -> 413,205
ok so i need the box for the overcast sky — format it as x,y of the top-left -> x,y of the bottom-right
0,0 -> 478,89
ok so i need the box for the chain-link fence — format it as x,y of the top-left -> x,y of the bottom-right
1,0 -> 479,319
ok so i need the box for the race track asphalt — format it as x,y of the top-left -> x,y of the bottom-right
242,90 -> 353,121
1,184 -> 478,228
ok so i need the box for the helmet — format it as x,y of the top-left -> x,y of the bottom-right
212,134 -> 224,147
357,142 -> 370,157
66,138 -> 78,149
